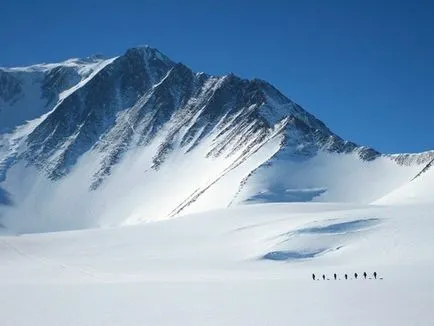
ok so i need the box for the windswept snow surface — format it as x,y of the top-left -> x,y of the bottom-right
374,163 -> 434,205
0,203 -> 433,325
232,151 -> 423,204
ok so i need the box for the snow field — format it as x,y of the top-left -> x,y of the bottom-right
0,202 -> 433,325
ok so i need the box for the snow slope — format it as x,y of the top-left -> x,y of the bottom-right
0,203 -> 433,325
0,57 -> 111,132
374,161 -> 434,205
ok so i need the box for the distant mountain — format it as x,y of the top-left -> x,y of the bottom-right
0,46 -> 433,232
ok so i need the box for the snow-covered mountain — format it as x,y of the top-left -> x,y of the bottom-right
1,46 -> 433,326
0,46 -> 433,232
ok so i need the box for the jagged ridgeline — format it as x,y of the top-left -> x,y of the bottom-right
0,46 -> 433,231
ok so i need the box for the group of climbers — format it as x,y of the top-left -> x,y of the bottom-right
312,272 -> 378,280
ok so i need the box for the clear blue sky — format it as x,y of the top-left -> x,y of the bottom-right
2,0 -> 433,153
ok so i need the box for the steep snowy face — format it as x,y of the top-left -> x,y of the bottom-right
0,57 -> 110,132
18,52 -> 366,189
374,159 -> 434,205
0,56 -> 117,187
23,47 -> 174,180
0,46 -> 432,232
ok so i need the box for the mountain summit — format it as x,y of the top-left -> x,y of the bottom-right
0,46 -> 433,232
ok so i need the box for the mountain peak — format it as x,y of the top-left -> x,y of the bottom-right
124,45 -> 173,65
